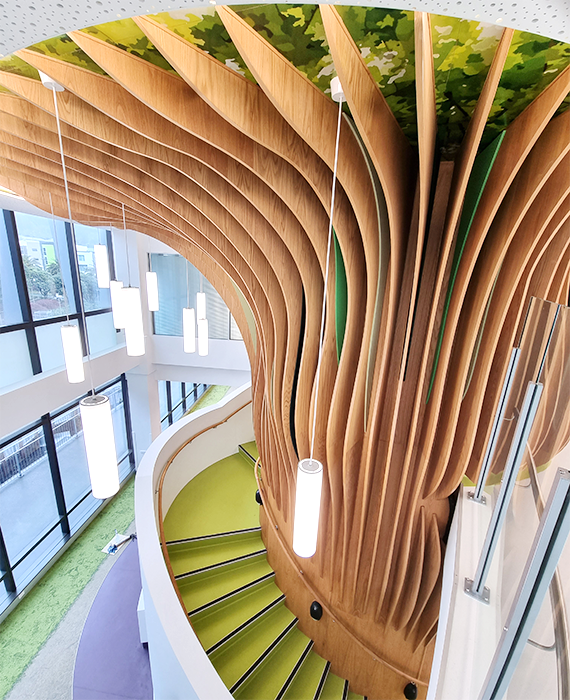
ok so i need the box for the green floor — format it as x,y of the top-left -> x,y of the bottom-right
0,477 -> 135,700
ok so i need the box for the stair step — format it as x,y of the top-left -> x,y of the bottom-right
166,526 -> 261,546
168,529 -> 264,577
239,441 -> 259,465
233,627 -> 311,700
195,583 -> 285,653
282,651 -> 328,700
209,601 -> 296,689
174,547 -> 266,581
178,555 -> 273,613
187,571 -> 275,617
320,671 -> 348,700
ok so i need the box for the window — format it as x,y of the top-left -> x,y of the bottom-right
158,381 -> 210,430
0,375 -> 134,616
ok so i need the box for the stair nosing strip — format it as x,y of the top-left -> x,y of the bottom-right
166,526 -> 261,546
239,445 -> 257,463
274,639 -> 314,700
313,660 -> 331,700
187,571 -> 275,617
205,593 -> 285,655
342,679 -> 349,700
174,548 -> 267,580
229,618 -> 298,694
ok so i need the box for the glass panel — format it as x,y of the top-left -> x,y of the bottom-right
15,212 -> 74,320
68,493 -> 99,534
102,382 -> 128,463
158,380 -> 168,421
86,312 -> 118,355
0,425 -> 60,564
11,526 -> 64,593
72,223 -> 111,312
151,254 -> 231,338
230,314 -> 243,340
171,382 -> 182,411
0,330 -> 33,389
36,320 -> 80,374
53,404 -> 90,510
0,212 -> 22,326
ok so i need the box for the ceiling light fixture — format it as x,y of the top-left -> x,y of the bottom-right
183,259 -> 196,353
121,203 -> 145,357
40,69 -> 119,498
94,243 -> 111,288
293,76 -> 344,558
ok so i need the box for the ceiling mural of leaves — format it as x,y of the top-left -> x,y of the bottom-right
28,35 -> 108,76
80,18 -> 176,74
431,16 -> 502,157
335,6 -> 416,143
234,4 -> 335,93
150,8 -> 256,82
482,30 -> 570,147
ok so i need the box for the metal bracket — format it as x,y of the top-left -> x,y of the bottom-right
464,577 -> 490,604
468,491 -> 487,505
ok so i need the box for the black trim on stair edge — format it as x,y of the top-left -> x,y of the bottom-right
275,639 -> 314,700
187,571 -> 275,617
206,594 -> 286,655
166,526 -> 261,546
342,679 -> 349,700
313,661 -> 331,700
174,548 -> 267,580
229,618 -> 298,694
238,444 -> 257,464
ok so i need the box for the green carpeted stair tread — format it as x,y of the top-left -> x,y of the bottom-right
209,602 -> 296,688
282,650 -> 328,700
163,453 -> 259,542
347,690 -> 364,700
320,672 -> 348,700
233,626 -> 310,700
167,530 -> 264,577
178,555 -> 272,612
238,441 -> 259,464
190,577 -> 283,651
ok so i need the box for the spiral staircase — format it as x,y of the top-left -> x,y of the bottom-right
161,442 -> 365,700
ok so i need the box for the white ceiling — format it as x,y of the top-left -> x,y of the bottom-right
0,0 -> 568,59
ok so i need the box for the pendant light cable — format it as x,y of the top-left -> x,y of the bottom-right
122,203 -> 131,287
309,95 -> 344,462
47,191 -> 70,322
51,85 -> 95,396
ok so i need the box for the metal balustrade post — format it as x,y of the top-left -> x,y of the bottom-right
479,469 -> 570,700
471,347 -> 521,504
465,380 -> 543,603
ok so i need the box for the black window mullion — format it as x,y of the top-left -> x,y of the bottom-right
166,381 -> 173,426
121,373 -> 136,471
41,414 -> 70,538
0,524 -> 16,594
3,210 -> 41,374
65,222 -> 88,357
181,382 -> 186,413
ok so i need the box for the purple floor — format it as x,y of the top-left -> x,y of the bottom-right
73,541 -> 153,700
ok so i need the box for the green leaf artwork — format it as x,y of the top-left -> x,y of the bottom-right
482,30 -> 570,147
80,18 -> 176,74
431,15 -> 502,158
234,4 -> 335,93
0,54 -> 40,83
151,7 -> 255,82
27,34 -> 108,75
336,6 -> 416,143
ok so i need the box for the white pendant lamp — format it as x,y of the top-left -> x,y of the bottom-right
146,271 -> 159,312
292,77 -> 345,559
122,286 -> 145,356
61,324 -> 84,383
110,279 -> 126,329
198,317 -> 209,356
42,72 -> 119,501
293,459 -> 324,558
94,244 -> 110,288
183,307 -> 196,353
79,394 -> 119,499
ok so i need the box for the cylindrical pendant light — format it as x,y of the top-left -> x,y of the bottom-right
123,286 -> 145,356
198,318 -> 208,356
197,291 -> 206,320
61,323 -> 84,383
292,77 -> 345,559
183,307 -> 196,353
146,271 -> 159,312
94,244 -> 110,288
79,394 -> 119,499
293,459 -> 323,558
110,280 -> 126,329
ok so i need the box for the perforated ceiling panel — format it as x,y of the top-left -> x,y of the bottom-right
0,0 -> 568,58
